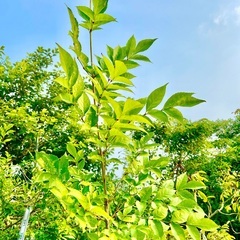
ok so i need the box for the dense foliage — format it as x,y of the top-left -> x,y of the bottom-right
0,1 -> 239,239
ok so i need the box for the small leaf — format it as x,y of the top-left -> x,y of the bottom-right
134,38 -> 157,54
146,84 -> 168,111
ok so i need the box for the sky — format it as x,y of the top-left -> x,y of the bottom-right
0,0 -> 240,121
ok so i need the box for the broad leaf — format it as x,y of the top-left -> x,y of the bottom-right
164,108 -> 183,122
93,0 -> 108,14
176,173 -> 188,191
164,92 -> 205,109
146,84 -> 167,111
134,38 -> 157,54
57,44 -> 73,79
148,109 -> 168,122
77,6 -> 94,21
170,222 -> 185,240
183,181 -> 206,190
126,35 -> 136,58
186,226 -> 201,240
77,92 -> 90,114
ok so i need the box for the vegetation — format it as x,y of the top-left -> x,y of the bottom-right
0,0 -> 239,239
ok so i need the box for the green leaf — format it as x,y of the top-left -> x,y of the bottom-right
148,109 -> 168,122
55,77 -> 69,89
172,209 -> 190,223
103,56 -> 114,76
57,44 -> 73,79
177,199 -> 197,209
176,173 -> 188,191
145,157 -> 169,169
126,35 -> 136,58
123,60 -> 139,69
93,0 -> 108,14
86,106 -> 98,127
59,93 -> 73,104
164,108 -> 183,122
136,201 -> 146,215
68,7 -> 79,36
121,115 -> 153,126
153,204 -> 168,220
130,54 -> 151,62
77,92 -> 90,114
186,226 -> 201,240
95,13 -> 116,25
146,84 -> 168,111
140,186 -> 152,202
77,6 -> 94,21
69,58 -> 79,87
113,60 -> 127,78
106,96 -> 122,119
164,92 -> 205,109
59,155 -> 70,182
134,38 -> 157,54
68,188 -> 90,210
67,142 -> 77,158
170,222 -> 185,240
187,217 -> 218,231
91,206 -> 112,220
183,181 -> 206,190
122,98 -> 144,115
149,219 -> 164,237
72,76 -> 84,101
156,187 -> 175,201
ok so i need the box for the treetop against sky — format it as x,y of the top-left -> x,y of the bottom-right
0,0 -> 239,120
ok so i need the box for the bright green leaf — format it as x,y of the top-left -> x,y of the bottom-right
186,226 -> 201,240
170,222 -> 185,240
146,84 -> 168,111
134,38 -> 157,54
164,92 -> 205,109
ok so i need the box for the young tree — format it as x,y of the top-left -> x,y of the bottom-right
33,1 -> 224,239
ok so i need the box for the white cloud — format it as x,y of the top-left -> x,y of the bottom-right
213,5 -> 240,26
234,6 -> 240,25
214,11 -> 228,25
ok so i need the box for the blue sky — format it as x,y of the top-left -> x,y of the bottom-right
1,0 -> 239,121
